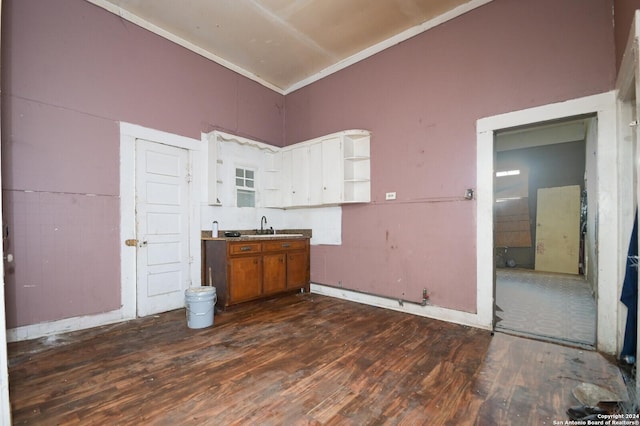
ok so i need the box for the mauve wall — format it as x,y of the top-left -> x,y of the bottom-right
1,0 -> 284,328
287,0 -> 616,312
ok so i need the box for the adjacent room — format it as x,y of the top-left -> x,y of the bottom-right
494,117 -> 597,348
1,0 -> 639,423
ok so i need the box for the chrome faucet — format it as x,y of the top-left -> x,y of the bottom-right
260,216 -> 267,234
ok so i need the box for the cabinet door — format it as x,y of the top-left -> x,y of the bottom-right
263,253 -> 286,294
291,146 -> 310,206
308,142 -> 323,206
321,137 -> 343,204
280,149 -> 293,207
229,256 -> 262,303
287,251 -> 309,289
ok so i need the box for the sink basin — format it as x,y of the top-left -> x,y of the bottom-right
244,233 -> 304,238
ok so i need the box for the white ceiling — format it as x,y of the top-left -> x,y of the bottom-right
88,0 -> 491,94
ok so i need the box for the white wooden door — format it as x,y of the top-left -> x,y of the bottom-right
535,185 -> 581,274
136,139 -> 191,316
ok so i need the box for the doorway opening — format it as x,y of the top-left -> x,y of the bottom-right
492,116 -> 597,348
476,92 -> 618,354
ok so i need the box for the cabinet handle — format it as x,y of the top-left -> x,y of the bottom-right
240,246 -> 252,251
282,243 -> 290,248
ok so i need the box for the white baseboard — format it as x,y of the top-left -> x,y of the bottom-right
310,283 -> 491,330
6,309 -> 135,342
8,283 -> 491,342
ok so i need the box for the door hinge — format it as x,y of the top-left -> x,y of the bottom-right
189,256 -> 194,264
186,173 -> 193,183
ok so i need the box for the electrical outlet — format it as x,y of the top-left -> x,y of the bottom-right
385,192 -> 397,200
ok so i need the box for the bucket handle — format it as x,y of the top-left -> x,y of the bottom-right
186,295 -> 217,316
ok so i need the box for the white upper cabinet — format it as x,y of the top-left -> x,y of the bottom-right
320,136 -> 343,205
281,130 -> 370,207
206,129 -> 371,209
290,145 -> 311,206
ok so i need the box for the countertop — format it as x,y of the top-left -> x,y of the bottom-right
201,229 -> 312,242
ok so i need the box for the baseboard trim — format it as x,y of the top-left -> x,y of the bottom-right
310,283 -> 491,330
6,310 -> 134,342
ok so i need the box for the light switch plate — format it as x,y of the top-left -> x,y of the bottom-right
385,192 -> 397,200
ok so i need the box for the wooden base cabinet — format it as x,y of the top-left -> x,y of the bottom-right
229,255 -> 262,303
203,238 -> 310,309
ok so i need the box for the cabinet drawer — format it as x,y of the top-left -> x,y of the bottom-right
228,242 -> 262,255
262,239 -> 307,252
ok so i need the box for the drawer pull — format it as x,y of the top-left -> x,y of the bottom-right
240,246 -> 253,251
282,243 -> 291,248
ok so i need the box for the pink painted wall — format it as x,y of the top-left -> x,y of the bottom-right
0,0 -> 619,327
287,0 -> 616,312
1,0 -> 284,328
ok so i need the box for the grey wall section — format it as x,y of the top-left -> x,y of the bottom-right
496,141 -> 587,269
1,0 -> 284,328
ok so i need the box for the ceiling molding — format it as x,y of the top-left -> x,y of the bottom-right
85,0 -> 286,94
86,0 -> 494,95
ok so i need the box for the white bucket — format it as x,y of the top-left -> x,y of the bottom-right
185,286 -> 217,329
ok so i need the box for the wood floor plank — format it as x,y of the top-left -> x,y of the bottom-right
8,293 -> 628,425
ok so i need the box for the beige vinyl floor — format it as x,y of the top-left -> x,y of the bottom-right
495,268 -> 596,348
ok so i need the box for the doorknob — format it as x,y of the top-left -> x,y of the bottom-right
3,254 -> 13,263
125,239 -> 147,247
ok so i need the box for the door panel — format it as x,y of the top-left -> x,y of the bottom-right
287,251 -> 308,289
263,253 -> 286,294
136,139 -> 191,316
322,137 -> 342,204
535,185 -> 581,274
229,256 -> 262,302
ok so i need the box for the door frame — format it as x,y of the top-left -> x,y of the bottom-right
476,91 -> 619,354
120,123 -> 202,318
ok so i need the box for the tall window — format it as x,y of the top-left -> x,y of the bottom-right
236,167 -> 255,207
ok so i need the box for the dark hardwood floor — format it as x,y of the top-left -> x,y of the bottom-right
8,293 -> 628,425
